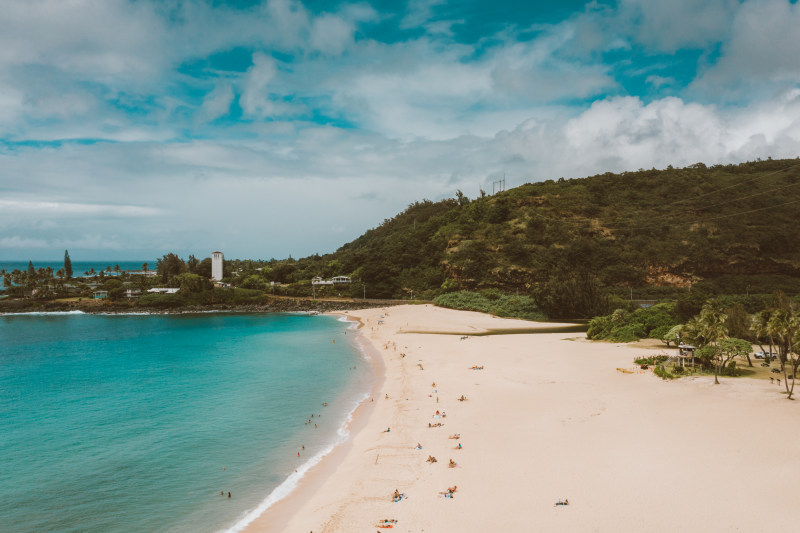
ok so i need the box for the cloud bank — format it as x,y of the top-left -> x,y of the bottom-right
0,0 -> 798,260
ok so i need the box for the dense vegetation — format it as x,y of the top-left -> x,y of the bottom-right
433,290 -> 546,321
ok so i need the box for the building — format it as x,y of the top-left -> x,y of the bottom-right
147,288 -> 180,294
212,251 -> 224,281
93,290 -> 108,299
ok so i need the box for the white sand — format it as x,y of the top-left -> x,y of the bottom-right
246,304 -> 800,532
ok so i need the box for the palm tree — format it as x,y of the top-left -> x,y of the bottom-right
767,309 -> 799,399
752,310 -> 775,363
698,301 -> 729,385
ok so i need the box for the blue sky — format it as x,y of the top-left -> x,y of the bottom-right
1,0 -> 799,261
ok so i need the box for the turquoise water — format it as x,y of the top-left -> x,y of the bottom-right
0,312 -> 370,533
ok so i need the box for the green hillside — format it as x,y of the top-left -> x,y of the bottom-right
248,158 -> 800,316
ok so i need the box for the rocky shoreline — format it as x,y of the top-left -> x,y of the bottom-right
0,297 -> 401,315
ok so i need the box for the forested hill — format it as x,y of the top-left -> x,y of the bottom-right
268,158 -> 800,314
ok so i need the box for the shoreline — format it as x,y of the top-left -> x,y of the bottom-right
241,304 -> 800,532
0,299 -> 399,316
225,310 -> 386,533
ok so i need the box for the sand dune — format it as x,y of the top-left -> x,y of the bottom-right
246,304 -> 800,532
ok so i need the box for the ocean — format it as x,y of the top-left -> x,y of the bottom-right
0,261 -> 151,288
0,312 -> 371,533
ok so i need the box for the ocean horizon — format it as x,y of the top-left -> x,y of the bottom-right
0,311 -> 371,533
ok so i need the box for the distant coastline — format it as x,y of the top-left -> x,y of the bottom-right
0,296 -> 400,315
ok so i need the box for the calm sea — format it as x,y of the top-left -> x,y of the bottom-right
0,312 -> 371,533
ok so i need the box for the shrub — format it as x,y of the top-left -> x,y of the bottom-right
649,325 -> 671,340
433,290 -> 546,321
586,315 -> 613,339
138,293 -> 186,308
606,324 -> 646,342
654,365 -> 675,379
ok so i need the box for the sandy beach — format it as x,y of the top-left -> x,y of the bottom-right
245,304 -> 800,532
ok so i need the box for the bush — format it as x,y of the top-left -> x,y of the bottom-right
606,324 -> 646,342
138,293 -> 186,308
433,290 -> 546,321
654,365 -> 676,379
649,325 -> 671,340
634,355 -> 669,365
586,315 -> 613,339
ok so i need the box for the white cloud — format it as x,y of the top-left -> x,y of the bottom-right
0,236 -> 49,249
309,14 -> 355,56
200,82 -> 234,122
0,200 -> 162,217
692,0 -> 800,98
239,52 -> 278,117
618,0 -> 738,52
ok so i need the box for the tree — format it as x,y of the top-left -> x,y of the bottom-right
156,253 -> 186,283
767,309 -> 800,399
64,250 -> 73,279
173,273 -> 210,293
697,338 -> 751,378
752,310 -> 776,363
27,261 -> 35,286
142,262 -> 149,273
661,324 -> 683,347
696,301 -> 728,384
187,255 -> 199,273
197,257 -> 212,278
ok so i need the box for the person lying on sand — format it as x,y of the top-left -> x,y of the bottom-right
554,499 -> 569,506
439,486 -> 458,498
426,455 -> 437,463
458,395 -> 467,401
449,433 -> 460,439
428,422 -> 444,427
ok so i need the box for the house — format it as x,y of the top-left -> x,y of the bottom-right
94,290 -> 108,299
125,288 -> 142,298
147,288 -> 180,294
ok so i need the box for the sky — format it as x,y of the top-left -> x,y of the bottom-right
1,0 -> 800,261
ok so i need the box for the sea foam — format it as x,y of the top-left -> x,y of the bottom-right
221,392 -> 369,533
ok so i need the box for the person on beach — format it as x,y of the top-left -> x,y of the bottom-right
449,459 -> 456,468
426,455 -> 437,463
456,443 -> 462,449
416,443 -> 422,449
228,492 -> 231,498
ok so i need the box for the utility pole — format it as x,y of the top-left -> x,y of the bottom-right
363,283 -> 366,300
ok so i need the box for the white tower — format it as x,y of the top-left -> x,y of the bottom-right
211,251 -> 224,281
